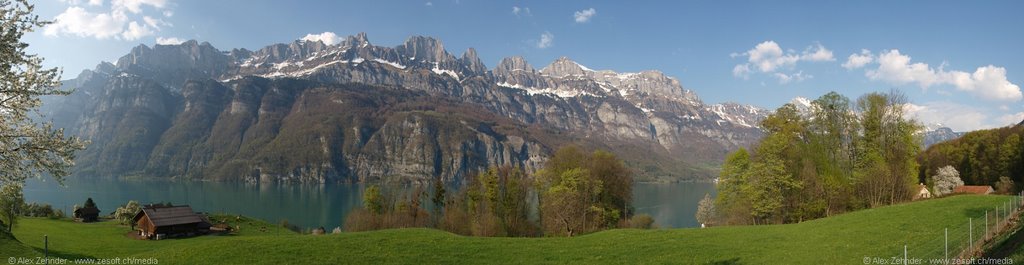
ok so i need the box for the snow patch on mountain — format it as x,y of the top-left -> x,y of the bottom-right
431,67 -> 460,81
497,82 -> 598,98
372,58 -> 406,69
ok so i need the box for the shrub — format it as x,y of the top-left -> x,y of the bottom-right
695,193 -> 716,227
629,214 -> 656,229
995,176 -> 1015,195
343,208 -> 380,232
50,210 -> 65,220
439,200 -> 472,236
113,201 -> 142,225
20,203 -> 59,218
311,227 -> 326,235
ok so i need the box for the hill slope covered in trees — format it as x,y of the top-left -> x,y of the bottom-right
918,122 -> 1024,192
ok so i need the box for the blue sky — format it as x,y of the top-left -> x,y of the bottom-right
26,0 -> 1024,131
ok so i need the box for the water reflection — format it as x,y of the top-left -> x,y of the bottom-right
632,182 -> 717,228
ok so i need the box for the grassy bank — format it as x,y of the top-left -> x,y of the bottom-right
2,195 -> 1020,264
0,231 -> 39,258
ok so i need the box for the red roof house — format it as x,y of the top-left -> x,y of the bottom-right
953,185 -> 994,195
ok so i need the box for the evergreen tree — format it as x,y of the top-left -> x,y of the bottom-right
363,185 -> 384,215
431,177 -> 445,224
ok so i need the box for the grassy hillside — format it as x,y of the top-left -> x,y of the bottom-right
3,195 -> 1020,264
0,231 -> 39,258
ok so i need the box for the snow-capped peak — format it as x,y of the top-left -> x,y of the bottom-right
790,97 -> 812,108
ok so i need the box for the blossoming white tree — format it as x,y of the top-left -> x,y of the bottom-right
932,165 -> 963,197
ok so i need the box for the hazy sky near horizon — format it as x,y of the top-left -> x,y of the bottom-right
25,0 -> 1024,131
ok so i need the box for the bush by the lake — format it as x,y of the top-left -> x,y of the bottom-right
628,214 -> 656,229
695,193 -> 715,227
20,202 -> 63,219
311,226 -> 326,235
536,146 -> 633,236
344,186 -> 431,232
114,200 -> 142,225
344,145 -> 635,237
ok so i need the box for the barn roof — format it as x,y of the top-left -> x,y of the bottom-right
953,185 -> 994,195
132,205 -> 204,227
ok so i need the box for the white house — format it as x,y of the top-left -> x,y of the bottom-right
914,183 -> 932,200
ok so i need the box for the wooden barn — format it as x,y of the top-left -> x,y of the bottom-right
73,206 -> 100,222
132,205 -> 211,239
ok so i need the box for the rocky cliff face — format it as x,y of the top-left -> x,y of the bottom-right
44,33 -> 768,183
921,126 -> 964,148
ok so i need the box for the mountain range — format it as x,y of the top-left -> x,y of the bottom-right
42,33 -> 958,184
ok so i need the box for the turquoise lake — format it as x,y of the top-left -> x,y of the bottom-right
23,177 -> 716,230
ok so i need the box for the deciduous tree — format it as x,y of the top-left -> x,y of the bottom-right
695,193 -> 715,227
932,165 -> 963,197
0,0 -> 88,231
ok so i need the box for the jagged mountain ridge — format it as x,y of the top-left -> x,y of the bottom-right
44,33 -> 768,183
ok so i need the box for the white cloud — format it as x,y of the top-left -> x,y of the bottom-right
738,41 -> 834,72
142,16 -> 169,30
866,50 -> 1022,101
730,40 -> 833,82
301,32 -> 343,45
573,8 -> 596,23
59,0 -> 102,5
868,50 -> 940,87
732,64 -> 751,79
120,21 -> 151,40
425,1 -> 432,6
947,66 -> 1022,101
111,0 -> 166,14
903,101 -> 990,131
45,0 -> 171,41
44,7 -> 126,39
996,112 -> 1024,126
842,49 -> 874,70
537,31 -> 554,49
745,41 -> 797,72
903,102 -> 1023,131
513,6 -> 531,16
774,71 -> 811,84
155,36 -> 184,45
801,43 -> 834,62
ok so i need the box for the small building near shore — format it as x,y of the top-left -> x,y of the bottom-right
132,205 -> 211,239
74,206 -> 101,222
913,183 -> 932,200
953,185 -> 994,195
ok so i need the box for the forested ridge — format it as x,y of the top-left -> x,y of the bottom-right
918,123 -> 1024,192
